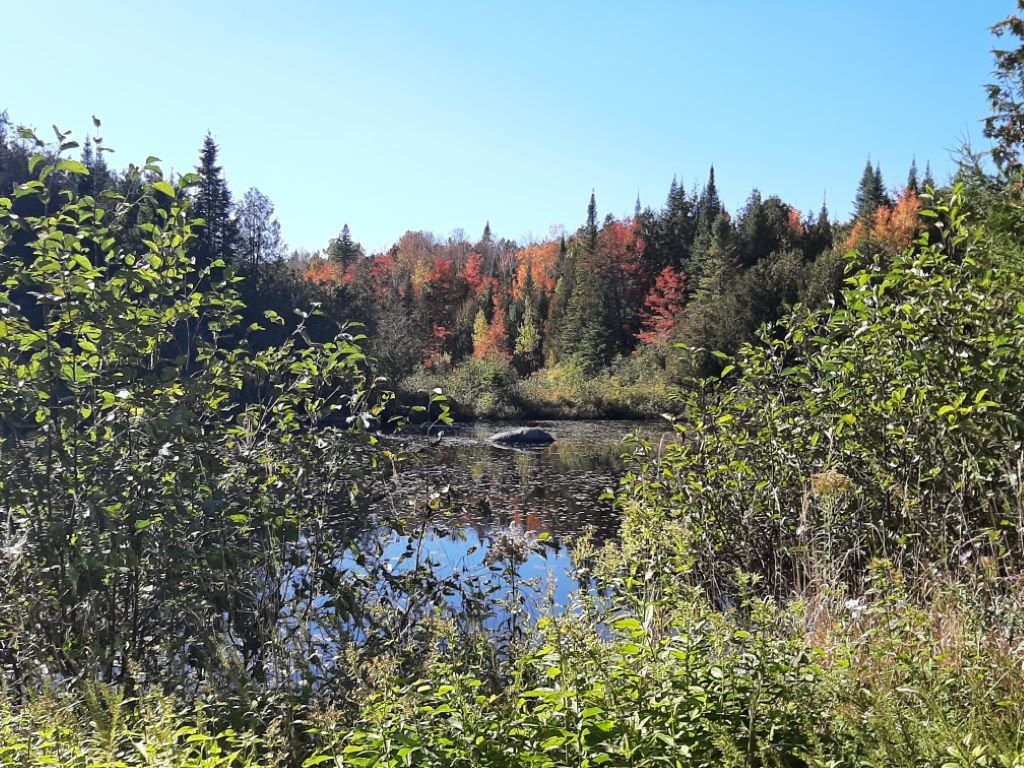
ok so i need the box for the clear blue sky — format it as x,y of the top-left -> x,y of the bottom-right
4,1 -> 1003,253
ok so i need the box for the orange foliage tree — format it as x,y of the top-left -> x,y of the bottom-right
845,189 -> 922,252
303,257 -> 345,288
513,241 -> 560,298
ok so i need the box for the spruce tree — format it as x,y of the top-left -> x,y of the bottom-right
873,162 -> 890,208
77,138 -> 111,198
854,158 -> 887,223
191,133 -> 237,270
907,158 -> 919,194
696,165 -> 723,235
586,191 -> 598,253
328,224 -> 362,266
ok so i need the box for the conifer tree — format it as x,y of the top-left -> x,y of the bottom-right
586,191 -> 598,253
923,161 -> 935,190
854,158 -> 888,223
77,137 -> 111,198
328,224 -> 362,266
803,199 -> 833,259
907,158 -> 919,194
191,133 -> 237,270
696,165 -> 723,235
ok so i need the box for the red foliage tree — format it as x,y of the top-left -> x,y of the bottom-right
637,266 -> 688,344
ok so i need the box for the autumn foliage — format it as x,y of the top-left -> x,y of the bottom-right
846,189 -> 922,251
637,266 -> 687,344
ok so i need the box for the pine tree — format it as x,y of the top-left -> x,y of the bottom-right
854,158 -> 887,223
923,161 -> 935,190
654,176 -> 696,271
873,162 -> 890,208
907,158 -> 919,194
77,138 -> 110,198
191,133 -> 237,270
586,191 -> 598,253
696,165 -> 723,235
328,224 -> 362,266
804,199 -> 833,259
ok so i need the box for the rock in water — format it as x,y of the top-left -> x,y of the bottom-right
489,427 -> 555,445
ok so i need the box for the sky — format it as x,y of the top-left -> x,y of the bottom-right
2,1 -> 1005,253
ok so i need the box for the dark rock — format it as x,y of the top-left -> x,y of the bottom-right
489,427 -> 555,445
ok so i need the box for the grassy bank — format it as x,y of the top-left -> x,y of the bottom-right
401,353 -> 682,421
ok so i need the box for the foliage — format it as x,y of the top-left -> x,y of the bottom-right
0,129 -> 455,703
985,0 -> 1024,173
622,185 -> 1024,596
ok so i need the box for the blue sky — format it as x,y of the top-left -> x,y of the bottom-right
4,1 -> 1003,253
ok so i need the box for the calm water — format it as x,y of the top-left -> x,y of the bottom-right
371,420 -> 674,613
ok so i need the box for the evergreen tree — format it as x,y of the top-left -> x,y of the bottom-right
874,162 -> 890,208
803,199 -> 833,259
923,161 -> 935,190
738,189 -> 783,268
586,191 -> 598,253
328,224 -> 363,266
77,137 -> 111,198
191,133 -> 237,270
854,158 -> 887,222
696,165 -> 723,235
654,176 -> 696,271
907,158 -> 919,194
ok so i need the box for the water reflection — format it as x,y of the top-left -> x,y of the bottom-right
373,420 -> 671,611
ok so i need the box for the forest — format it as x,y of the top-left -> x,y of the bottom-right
0,108 -> 929,420
2,3 -> 1024,767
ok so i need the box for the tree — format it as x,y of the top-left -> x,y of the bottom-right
696,165 -> 723,236
236,187 -> 284,274
514,292 -> 541,370
327,224 -> 363,266
907,158 -> 919,195
985,1 -> 1024,173
637,265 -> 687,344
586,191 -> 598,253
853,158 -> 888,222
191,133 -> 237,269
77,137 -> 111,199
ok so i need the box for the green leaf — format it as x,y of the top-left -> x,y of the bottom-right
301,755 -> 336,767
152,181 -> 176,198
57,159 -> 89,176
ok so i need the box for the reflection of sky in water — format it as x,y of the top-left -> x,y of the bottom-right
373,420 -> 675,609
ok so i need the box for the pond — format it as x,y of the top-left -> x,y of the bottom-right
370,420 -> 675,617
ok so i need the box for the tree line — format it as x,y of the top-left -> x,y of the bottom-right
0,112 -> 932,391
